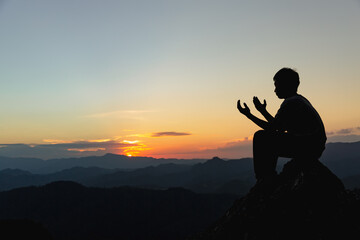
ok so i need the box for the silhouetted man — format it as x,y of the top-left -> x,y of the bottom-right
237,68 -> 326,182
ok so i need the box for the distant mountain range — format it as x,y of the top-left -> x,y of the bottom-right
0,153 -> 206,174
0,181 -> 237,240
0,157 -> 255,195
1,141 -> 359,174
0,141 -> 359,193
320,141 -> 360,177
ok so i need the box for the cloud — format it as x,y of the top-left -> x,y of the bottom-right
122,140 -> 139,144
327,127 -> 360,136
327,134 -> 360,143
40,140 -> 124,149
153,137 -> 253,159
67,148 -> 106,152
0,139 -> 141,159
194,138 -> 253,158
125,133 -> 151,138
335,128 -> 353,135
83,110 -> 156,119
326,127 -> 360,143
151,132 -> 192,137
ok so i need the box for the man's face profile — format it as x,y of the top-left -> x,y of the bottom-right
274,79 -> 296,99
274,80 -> 286,99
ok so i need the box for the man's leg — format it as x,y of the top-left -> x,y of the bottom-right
277,134 -> 324,169
253,130 -> 278,181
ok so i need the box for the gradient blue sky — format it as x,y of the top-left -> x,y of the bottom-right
0,0 -> 359,159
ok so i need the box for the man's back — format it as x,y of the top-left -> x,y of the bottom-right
274,94 -> 326,143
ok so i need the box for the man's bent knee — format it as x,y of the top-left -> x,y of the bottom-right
254,130 -> 264,138
253,130 -> 270,142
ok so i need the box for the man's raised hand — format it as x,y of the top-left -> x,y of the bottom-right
237,100 -> 251,117
253,97 -> 267,113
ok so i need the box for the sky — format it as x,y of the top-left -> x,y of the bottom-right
0,0 -> 359,159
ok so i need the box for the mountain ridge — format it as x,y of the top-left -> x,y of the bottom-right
0,181 -> 237,240
0,141 -> 359,174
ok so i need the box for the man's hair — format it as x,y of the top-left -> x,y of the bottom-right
273,68 -> 300,92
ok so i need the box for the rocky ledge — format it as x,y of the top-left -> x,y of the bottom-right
191,158 -> 360,240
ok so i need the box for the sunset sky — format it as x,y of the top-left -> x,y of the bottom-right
0,0 -> 359,159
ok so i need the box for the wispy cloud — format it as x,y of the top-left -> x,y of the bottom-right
150,137 -> 253,159
125,131 -> 192,138
327,134 -> 360,143
0,139 -> 142,159
42,139 -> 75,144
68,148 -> 106,152
125,133 -> 151,138
122,140 -> 139,144
40,140 -> 124,149
326,126 -> 360,136
192,137 -> 253,158
83,110 -> 157,119
326,127 -> 360,143
151,132 -> 192,137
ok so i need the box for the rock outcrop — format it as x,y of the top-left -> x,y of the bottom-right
0,219 -> 52,239
191,158 -> 360,240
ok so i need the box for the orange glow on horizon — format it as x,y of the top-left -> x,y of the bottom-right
37,132 -> 256,159
122,140 -> 140,144
119,140 -> 151,157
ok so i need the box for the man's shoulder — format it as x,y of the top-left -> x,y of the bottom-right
285,94 -> 307,102
278,95 -> 315,116
281,94 -> 306,107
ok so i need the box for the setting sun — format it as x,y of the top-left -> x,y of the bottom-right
119,140 -> 151,157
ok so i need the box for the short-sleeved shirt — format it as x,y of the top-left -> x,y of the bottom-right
273,94 -> 327,147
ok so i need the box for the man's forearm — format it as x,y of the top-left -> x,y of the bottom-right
246,113 -> 270,130
260,109 -> 274,123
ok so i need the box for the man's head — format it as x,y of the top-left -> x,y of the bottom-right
273,68 -> 300,99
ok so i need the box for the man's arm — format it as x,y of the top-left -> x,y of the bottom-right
237,100 -> 271,130
253,97 -> 275,123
